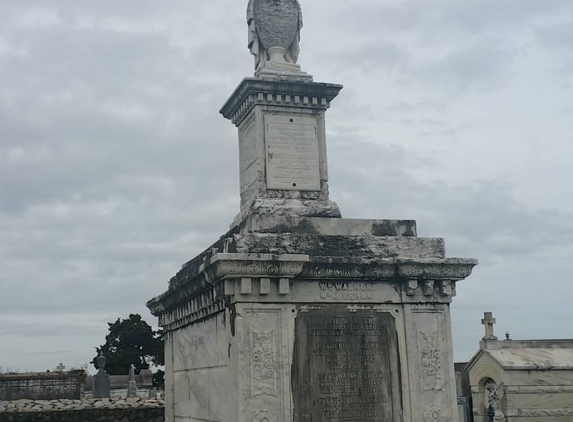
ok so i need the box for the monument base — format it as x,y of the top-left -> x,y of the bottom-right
231,198 -> 342,227
148,215 -> 476,422
255,61 -> 313,83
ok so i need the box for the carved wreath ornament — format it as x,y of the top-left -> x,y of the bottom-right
253,410 -> 278,422
420,331 -> 442,391
252,334 -> 275,381
424,404 -> 446,422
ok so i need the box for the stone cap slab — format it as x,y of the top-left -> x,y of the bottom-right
233,233 -> 445,259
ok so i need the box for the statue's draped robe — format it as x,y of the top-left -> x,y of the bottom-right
247,0 -> 303,69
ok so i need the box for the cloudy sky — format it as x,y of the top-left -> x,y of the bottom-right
1,0 -> 572,373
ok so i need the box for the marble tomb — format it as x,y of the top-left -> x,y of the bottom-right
147,1 -> 478,421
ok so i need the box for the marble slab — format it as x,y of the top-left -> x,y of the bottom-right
265,114 -> 321,191
292,309 -> 402,422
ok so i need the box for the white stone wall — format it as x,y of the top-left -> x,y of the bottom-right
170,310 -> 237,422
167,298 -> 459,422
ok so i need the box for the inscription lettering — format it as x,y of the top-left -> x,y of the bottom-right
318,282 -> 374,301
293,311 -> 401,422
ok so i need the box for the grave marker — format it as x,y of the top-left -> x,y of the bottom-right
93,352 -> 110,399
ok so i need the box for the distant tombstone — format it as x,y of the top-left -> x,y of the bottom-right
56,363 -> 66,373
455,371 -> 463,397
127,364 -> 137,398
93,352 -> 110,399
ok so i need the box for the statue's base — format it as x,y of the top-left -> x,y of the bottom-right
231,198 -> 341,228
255,60 -> 313,82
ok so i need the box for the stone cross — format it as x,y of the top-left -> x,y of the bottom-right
56,363 -> 65,372
481,312 -> 498,340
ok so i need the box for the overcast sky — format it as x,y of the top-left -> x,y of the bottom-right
1,0 -> 572,373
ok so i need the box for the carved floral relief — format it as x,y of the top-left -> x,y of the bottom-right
424,403 -> 446,422
419,331 -> 443,391
252,333 -> 275,381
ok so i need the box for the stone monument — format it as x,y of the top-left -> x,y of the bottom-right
93,352 -> 110,399
127,364 -> 138,398
147,2 -> 477,421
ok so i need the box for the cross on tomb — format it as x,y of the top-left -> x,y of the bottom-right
56,363 -> 66,372
481,312 -> 498,340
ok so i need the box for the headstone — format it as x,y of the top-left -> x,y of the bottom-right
455,371 -> 463,397
147,2 -> 478,421
127,364 -> 137,398
92,352 -> 110,399
56,363 -> 65,373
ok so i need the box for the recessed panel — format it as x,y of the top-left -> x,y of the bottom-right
293,310 -> 402,422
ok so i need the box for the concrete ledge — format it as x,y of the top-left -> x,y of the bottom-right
0,398 -> 164,413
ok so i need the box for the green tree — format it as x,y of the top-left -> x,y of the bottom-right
93,314 -> 164,386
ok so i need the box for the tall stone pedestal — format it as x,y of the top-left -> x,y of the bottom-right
147,77 -> 477,422
219,78 -> 343,227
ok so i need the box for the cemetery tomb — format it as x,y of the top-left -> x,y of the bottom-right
147,1 -> 477,421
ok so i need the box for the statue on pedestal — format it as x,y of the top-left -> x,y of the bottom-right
247,0 -> 303,72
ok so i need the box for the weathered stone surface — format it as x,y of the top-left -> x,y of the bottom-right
240,198 -> 342,222
0,372 -> 86,401
233,233 -> 445,259
292,310 -> 402,421
240,215 -> 417,237
0,398 -> 163,422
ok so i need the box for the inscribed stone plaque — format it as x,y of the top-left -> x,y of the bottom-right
293,310 -> 402,422
265,115 -> 320,191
